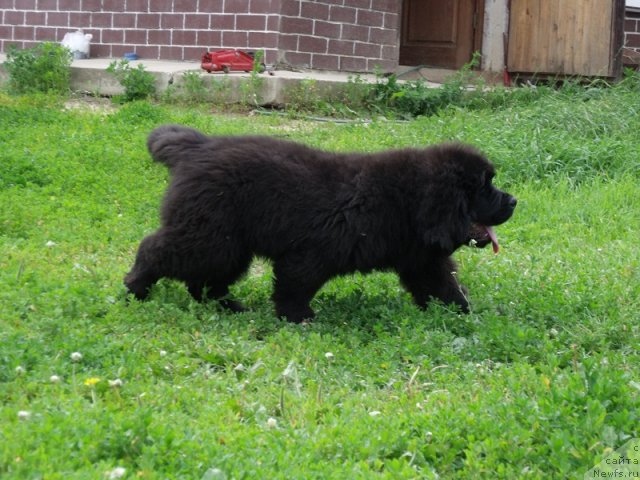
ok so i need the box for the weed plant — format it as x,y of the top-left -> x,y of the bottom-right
106,59 -> 157,103
3,42 -> 72,95
0,78 -> 639,478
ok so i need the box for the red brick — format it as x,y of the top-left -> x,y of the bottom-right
137,13 -> 160,29
278,34 -> 298,51
280,16 -> 313,34
314,20 -> 340,38
237,14 -> 266,31
13,26 -> 35,40
371,0 -> 398,14
367,57 -> 395,72
222,30 -> 248,47
628,33 -> 640,48
172,29 -> 197,45
225,0 -> 249,13
342,24 -> 369,42
113,13 -> 136,28
625,19 -> 637,32
48,12 -> 70,27
111,44 -> 129,57
298,35 -> 327,53
91,12 -> 112,28
184,14 -> 210,29
328,39 -> 354,55
35,27 -> 57,41
58,0 -> 81,10
267,15 -> 279,30
26,11 -> 47,25
160,45 -> 183,60
0,0 -> 14,8
183,46 -> 203,60
38,0 -> 57,9
284,51 -> 311,67
301,2 -> 329,20
311,53 -> 339,70
369,27 -> 396,45
354,41 -> 380,57
92,43 -> 112,57
107,1 -> 126,12
280,0 -> 300,16
102,29 -> 124,43
127,0 -> 148,12
125,29 -> 147,44
0,25 -> 12,38
197,30 -> 222,46
81,0 -> 101,12
173,0 -> 198,12
5,11 -> 25,25
211,14 -> 235,29
148,29 -> 171,44
357,9 -> 383,27
344,0 -> 371,7
161,13 -> 184,29
381,44 -> 398,60
198,0 -> 223,10
249,31 -> 278,48
250,0 -> 273,14
330,6 -> 356,23
135,45 -> 160,59
340,55 -> 367,71
383,12 -> 399,29
149,0 -> 172,12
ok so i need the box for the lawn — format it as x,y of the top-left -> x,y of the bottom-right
1,82 -> 639,479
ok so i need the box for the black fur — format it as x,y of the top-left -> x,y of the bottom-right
125,125 -> 516,322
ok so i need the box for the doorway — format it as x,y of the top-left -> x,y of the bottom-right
399,0 -> 485,69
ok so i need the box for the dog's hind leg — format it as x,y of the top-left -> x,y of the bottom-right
185,255 -> 252,313
398,257 -> 469,313
272,256 -> 327,323
186,281 -> 248,313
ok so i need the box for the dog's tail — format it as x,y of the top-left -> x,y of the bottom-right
147,124 -> 209,169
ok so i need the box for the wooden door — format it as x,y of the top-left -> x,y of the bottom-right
507,0 -> 625,77
399,0 -> 484,69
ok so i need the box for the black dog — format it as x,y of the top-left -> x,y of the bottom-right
125,125 -> 516,322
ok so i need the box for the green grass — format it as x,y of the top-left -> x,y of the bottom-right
1,82 -> 639,479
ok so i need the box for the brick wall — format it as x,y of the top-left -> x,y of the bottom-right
0,0 -> 401,72
626,9 -> 640,53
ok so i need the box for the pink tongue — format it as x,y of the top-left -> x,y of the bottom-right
484,226 -> 499,254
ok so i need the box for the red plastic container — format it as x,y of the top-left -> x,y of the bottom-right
201,49 -> 265,74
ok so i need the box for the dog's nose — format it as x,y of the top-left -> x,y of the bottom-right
508,196 -> 517,209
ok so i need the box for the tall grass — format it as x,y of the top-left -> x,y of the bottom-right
0,80 -> 639,479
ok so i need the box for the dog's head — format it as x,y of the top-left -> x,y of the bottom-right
417,144 -> 516,254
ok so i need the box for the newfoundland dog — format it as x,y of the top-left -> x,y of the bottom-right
125,125 -> 516,323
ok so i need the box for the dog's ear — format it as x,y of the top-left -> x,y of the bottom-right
417,184 -> 470,253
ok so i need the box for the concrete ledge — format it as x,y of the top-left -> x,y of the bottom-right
0,54 -> 444,105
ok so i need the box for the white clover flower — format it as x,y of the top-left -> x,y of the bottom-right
18,410 -> 31,420
107,467 -> 127,479
50,375 -> 61,383
234,363 -> 245,372
45,240 -> 56,247
70,352 -> 83,362
108,379 -> 123,388
15,366 -> 26,375
369,411 -> 382,417
266,417 -> 278,428
324,352 -> 335,360
159,350 -> 167,357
